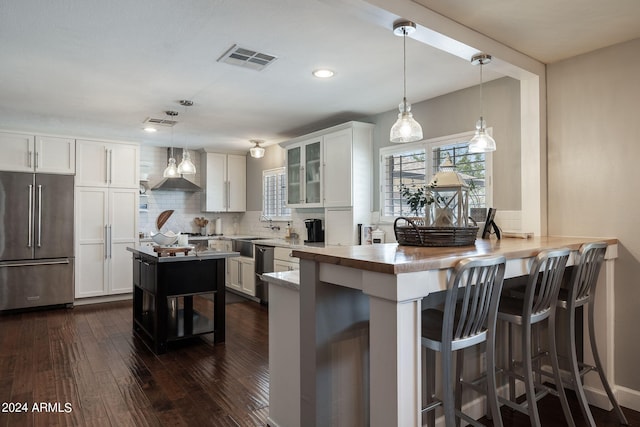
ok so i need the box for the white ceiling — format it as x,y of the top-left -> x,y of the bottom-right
1,0 -> 638,153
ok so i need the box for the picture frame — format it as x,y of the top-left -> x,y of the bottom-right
482,208 -> 501,239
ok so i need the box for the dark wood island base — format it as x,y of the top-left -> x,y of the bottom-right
128,246 -> 238,354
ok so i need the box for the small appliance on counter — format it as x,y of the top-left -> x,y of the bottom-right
372,228 -> 385,244
304,218 -> 324,243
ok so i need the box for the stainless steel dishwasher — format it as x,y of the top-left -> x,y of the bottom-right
254,244 -> 274,304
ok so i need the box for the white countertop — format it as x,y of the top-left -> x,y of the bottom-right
252,238 -> 326,249
126,245 -> 239,262
261,270 -> 300,291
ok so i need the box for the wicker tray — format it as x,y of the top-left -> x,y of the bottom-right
393,216 -> 478,247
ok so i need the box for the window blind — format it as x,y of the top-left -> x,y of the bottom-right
263,167 -> 291,220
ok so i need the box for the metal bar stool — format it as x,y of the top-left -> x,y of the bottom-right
497,248 -> 574,427
553,242 -> 628,425
421,255 -> 506,427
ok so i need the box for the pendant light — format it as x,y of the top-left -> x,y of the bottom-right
249,139 -> 265,158
177,100 -> 197,175
162,111 -> 180,178
390,20 -> 423,143
468,54 -> 497,153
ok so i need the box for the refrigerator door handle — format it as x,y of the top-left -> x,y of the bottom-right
28,184 -> 33,247
0,259 -> 70,268
105,225 -> 109,259
108,225 -> 112,258
37,184 -> 42,247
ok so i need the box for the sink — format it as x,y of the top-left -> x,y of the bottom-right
231,237 -> 270,257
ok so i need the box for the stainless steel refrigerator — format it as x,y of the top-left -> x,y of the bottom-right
0,171 -> 74,310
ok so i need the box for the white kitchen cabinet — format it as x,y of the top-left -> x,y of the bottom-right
274,246 -> 299,272
0,131 -> 75,174
322,124 -> 373,208
76,139 -> 139,188
226,256 -> 255,296
285,138 -> 323,208
75,187 -> 138,298
281,121 -> 373,210
274,259 -> 299,272
227,257 -> 242,291
241,258 -> 255,296
201,152 -> 246,212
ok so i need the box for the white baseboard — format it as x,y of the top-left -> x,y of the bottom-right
266,416 -> 284,427
617,385 -> 640,413
73,293 -> 132,306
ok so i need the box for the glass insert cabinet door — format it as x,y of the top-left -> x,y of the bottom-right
304,141 -> 321,204
287,145 -> 301,205
286,140 -> 323,206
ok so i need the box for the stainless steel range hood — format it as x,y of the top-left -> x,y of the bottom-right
151,147 -> 202,192
151,176 -> 201,192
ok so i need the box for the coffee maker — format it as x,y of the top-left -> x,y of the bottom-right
304,219 -> 324,243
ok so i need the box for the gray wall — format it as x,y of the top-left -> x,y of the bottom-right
547,38 -> 640,390
246,144 -> 286,212
366,76 -> 522,211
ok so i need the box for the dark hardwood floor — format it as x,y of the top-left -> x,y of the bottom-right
1,297 -> 638,426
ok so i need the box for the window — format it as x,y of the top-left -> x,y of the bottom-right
380,130 -> 492,222
263,167 -> 291,220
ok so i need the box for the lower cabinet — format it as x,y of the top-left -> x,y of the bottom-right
226,256 -> 255,297
274,247 -> 299,272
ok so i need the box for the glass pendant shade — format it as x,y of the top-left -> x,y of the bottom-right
249,139 -> 265,158
390,20 -> 423,143
177,149 -> 196,174
468,117 -> 496,153
469,54 -> 496,153
163,156 -> 179,178
390,99 -> 423,143
250,145 -> 265,158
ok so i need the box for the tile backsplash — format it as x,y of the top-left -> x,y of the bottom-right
139,146 -> 241,236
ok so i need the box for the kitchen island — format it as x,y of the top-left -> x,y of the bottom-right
126,246 -> 239,354
289,236 -> 618,427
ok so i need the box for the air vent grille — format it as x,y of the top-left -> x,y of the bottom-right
218,44 -> 278,71
144,117 -> 178,127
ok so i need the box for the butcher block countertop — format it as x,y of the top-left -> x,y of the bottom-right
291,236 -> 617,275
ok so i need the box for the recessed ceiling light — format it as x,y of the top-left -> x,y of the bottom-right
312,69 -> 335,78
144,126 -> 157,133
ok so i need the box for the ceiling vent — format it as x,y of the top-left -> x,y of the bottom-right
144,117 -> 178,127
217,44 -> 278,71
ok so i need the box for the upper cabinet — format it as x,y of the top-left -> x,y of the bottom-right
286,138 -> 323,208
201,152 -> 246,212
0,131 -> 75,174
76,139 -> 139,188
281,121 -> 374,209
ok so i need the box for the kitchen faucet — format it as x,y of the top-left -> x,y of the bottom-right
260,214 -> 280,231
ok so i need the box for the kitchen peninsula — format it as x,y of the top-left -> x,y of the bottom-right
288,236 -> 618,427
126,246 -> 239,354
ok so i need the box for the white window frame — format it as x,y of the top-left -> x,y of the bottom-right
379,129 -> 493,223
262,167 -> 291,221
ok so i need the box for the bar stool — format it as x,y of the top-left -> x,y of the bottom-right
497,248 -> 574,427
554,242 -> 628,425
421,255 -> 506,427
